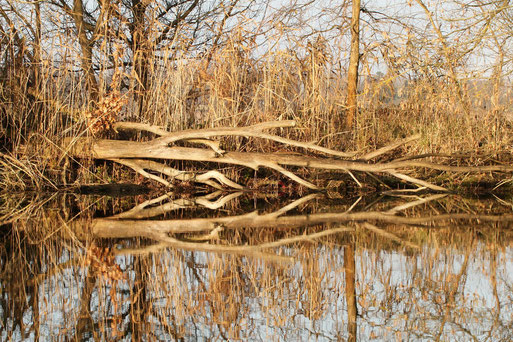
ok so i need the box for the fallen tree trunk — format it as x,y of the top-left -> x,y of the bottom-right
64,120 -> 513,191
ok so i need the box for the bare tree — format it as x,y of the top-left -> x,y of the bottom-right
345,0 -> 360,129
46,0 -> 258,108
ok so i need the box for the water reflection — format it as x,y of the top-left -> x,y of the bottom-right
1,191 -> 513,341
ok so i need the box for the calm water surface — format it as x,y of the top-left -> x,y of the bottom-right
1,190 -> 512,341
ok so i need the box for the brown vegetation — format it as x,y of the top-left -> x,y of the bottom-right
1,1 -> 513,190
64,120 -> 513,192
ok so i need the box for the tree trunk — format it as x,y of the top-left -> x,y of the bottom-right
129,0 -> 151,116
72,0 -> 99,100
345,0 -> 361,129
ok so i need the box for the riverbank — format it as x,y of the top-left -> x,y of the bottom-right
2,52 -> 513,192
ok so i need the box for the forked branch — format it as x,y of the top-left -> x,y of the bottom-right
65,120 -> 513,191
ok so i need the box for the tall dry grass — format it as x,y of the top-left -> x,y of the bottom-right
2,15 -> 513,190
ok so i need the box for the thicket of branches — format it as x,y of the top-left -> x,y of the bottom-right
2,0 -> 513,189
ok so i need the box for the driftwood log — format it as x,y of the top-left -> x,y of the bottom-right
64,120 -> 513,191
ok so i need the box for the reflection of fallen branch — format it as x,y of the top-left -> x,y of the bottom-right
117,241 -> 295,263
186,225 -> 224,242
89,209 -> 513,240
113,226 -> 354,261
111,191 -> 243,219
83,193 -> 513,243
65,192 -> 513,260
386,194 -> 447,214
263,193 -> 320,219
360,222 -> 420,250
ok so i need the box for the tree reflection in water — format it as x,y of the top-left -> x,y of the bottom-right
1,191 -> 513,340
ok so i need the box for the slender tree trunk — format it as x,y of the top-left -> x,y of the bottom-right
72,0 -> 99,100
131,255 -> 149,340
29,0 -> 44,131
344,241 -> 357,342
129,0 -> 151,116
345,0 -> 361,129
33,0 -> 42,94
74,268 -> 97,339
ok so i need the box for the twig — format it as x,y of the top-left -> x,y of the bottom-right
112,158 -> 172,187
195,192 -> 244,209
185,225 -> 224,241
345,168 -> 362,187
360,222 -> 420,250
387,169 -> 447,192
186,139 -> 225,154
359,134 -> 421,161
267,162 -> 319,190
382,187 -> 428,195
109,191 -> 243,219
344,196 -> 362,213
264,193 -> 320,219
112,158 -> 243,190
387,194 -> 447,214
110,192 -> 174,219
253,226 -> 354,249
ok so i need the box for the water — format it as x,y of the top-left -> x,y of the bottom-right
1,190 -> 512,341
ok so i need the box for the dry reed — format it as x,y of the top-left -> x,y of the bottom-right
1,2 -> 513,190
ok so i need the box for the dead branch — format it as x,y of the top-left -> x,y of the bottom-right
112,158 -> 243,190
115,120 -> 357,158
64,120 -> 513,191
359,134 -> 421,161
